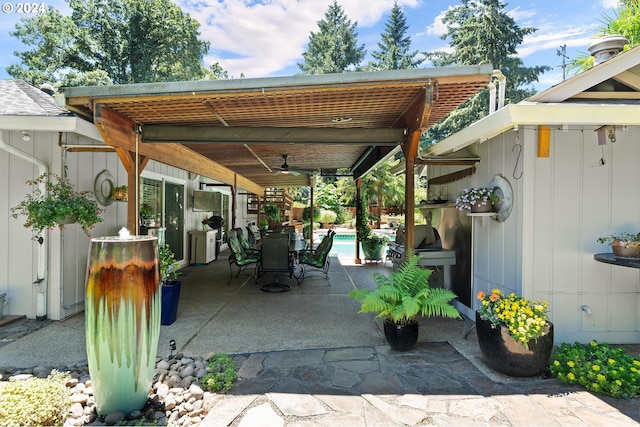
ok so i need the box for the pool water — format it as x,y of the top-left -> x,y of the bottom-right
315,231 -> 392,259
331,238 -> 358,258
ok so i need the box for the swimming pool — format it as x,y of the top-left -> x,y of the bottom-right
314,230 -> 393,259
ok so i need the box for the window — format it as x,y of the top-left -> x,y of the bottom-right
141,177 -> 185,261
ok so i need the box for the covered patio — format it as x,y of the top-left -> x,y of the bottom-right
62,66 -> 494,250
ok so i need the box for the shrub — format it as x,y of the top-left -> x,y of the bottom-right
550,341 -> 640,398
318,209 -> 337,224
200,353 -> 237,392
335,208 -> 353,225
301,206 -> 321,223
0,370 -> 71,426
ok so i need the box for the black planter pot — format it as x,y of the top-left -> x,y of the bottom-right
383,319 -> 418,352
476,312 -> 553,377
161,280 -> 182,326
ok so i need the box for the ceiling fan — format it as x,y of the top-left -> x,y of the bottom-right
273,154 -> 316,176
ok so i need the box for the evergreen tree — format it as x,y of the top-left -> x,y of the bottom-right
8,0 -> 212,86
298,1 -> 366,74
368,2 -> 423,71
423,0 -> 551,145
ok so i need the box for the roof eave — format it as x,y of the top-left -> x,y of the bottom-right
0,115 -> 105,142
528,46 -> 640,103
424,103 -> 640,156
62,65 -> 495,99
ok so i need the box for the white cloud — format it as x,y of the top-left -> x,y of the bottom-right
519,24 -> 601,58
601,0 -> 619,9
424,9 -> 450,37
183,0 -> 419,78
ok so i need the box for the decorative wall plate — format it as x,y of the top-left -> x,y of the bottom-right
487,174 -> 513,223
94,169 -> 115,206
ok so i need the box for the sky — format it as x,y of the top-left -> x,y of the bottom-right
0,0 -> 623,92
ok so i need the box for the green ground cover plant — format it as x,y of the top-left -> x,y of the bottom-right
551,341 -> 640,398
200,353 -> 238,392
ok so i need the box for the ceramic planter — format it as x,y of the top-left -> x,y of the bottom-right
383,319 -> 418,352
476,312 -> 553,377
611,241 -> 640,259
85,236 -> 161,415
161,280 -> 182,325
470,201 -> 494,213
362,242 -> 386,261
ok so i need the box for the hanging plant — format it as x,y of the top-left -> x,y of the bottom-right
11,173 -> 103,239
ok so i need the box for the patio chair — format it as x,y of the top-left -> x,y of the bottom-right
246,223 -> 262,246
297,230 -> 335,284
227,235 -> 260,283
234,227 -> 259,253
256,233 -> 295,292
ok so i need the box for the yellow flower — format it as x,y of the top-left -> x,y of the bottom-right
491,288 -> 502,296
615,380 -> 622,386
592,365 -> 600,371
567,372 -> 575,381
608,359 -> 616,365
597,374 -> 605,382
567,361 -> 575,368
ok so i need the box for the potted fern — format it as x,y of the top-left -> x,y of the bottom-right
11,173 -> 103,239
348,252 -> 460,351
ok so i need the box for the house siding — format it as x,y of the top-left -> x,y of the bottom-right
432,125 -> 640,344
2,127 -> 241,321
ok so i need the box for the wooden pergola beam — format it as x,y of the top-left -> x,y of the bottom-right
400,85 -> 434,250
94,104 -> 264,196
142,125 -> 404,145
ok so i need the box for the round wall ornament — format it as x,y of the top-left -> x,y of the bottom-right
94,170 -> 115,206
487,174 -> 513,223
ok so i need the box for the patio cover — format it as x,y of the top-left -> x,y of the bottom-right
63,66 -> 493,244
63,66 -> 493,193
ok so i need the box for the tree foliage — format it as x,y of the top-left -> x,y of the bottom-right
8,0 -> 211,86
422,0 -> 551,145
298,0 -> 366,74
367,2 -> 423,71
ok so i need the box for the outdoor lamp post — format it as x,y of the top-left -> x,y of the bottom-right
85,228 -> 161,415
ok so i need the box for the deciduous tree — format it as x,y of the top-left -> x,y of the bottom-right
8,0 -> 211,86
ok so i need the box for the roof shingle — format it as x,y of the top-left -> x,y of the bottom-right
0,80 -> 72,117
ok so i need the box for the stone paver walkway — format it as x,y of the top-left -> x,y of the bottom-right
200,343 -> 640,426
